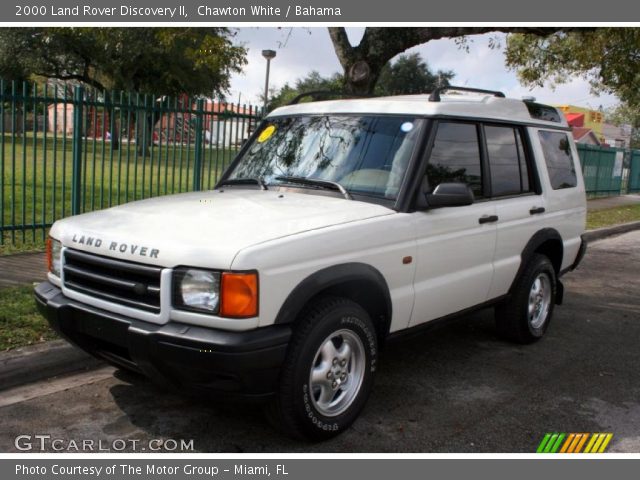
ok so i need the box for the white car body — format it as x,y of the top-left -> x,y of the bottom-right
37,90 -> 587,419
49,94 -> 586,335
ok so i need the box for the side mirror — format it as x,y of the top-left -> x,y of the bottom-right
424,183 -> 475,208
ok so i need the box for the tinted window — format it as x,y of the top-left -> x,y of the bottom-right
228,115 -> 422,200
485,125 -> 531,196
427,122 -> 483,197
538,131 -> 577,189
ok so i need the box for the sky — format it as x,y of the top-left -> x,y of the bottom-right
227,27 -> 619,110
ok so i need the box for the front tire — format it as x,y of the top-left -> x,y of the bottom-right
496,253 -> 557,344
268,296 -> 378,440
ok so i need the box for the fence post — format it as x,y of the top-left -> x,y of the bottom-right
192,98 -> 204,191
71,86 -> 84,215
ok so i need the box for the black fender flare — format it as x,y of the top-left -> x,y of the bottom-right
509,228 -> 564,294
273,262 -> 392,329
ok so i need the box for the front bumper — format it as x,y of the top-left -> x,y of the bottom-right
35,282 -> 291,401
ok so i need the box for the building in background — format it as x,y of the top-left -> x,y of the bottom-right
601,123 -> 633,149
557,105 -> 605,143
557,104 -> 633,148
571,126 -> 601,145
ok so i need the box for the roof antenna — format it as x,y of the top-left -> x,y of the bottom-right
522,96 -> 536,102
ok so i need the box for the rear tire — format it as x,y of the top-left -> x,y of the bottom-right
267,296 -> 378,441
496,253 -> 557,344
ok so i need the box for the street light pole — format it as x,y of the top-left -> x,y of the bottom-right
262,49 -> 276,116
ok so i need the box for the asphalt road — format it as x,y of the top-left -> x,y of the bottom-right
1,231 -> 639,453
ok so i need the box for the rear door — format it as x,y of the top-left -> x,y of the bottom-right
482,124 -> 547,299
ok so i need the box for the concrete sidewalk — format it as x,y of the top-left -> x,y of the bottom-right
587,193 -> 640,211
0,251 -> 47,287
1,194 -> 640,288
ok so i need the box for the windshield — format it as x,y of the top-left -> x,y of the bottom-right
226,115 -> 424,200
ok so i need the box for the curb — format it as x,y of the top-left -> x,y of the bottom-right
584,220 -> 640,243
0,339 -> 104,392
1,220 -> 639,392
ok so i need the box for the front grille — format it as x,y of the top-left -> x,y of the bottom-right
63,249 -> 162,313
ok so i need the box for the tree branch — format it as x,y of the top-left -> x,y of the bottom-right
327,27 -> 355,70
327,27 -> 591,95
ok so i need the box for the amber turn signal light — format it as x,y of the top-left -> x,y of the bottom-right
220,272 -> 259,318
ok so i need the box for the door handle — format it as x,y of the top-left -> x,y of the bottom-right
529,207 -> 546,215
478,215 -> 499,224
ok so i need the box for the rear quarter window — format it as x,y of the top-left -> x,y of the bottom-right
538,131 -> 578,190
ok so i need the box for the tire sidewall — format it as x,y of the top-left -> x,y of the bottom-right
291,303 -> 378,438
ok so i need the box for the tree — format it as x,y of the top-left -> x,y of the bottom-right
267,71 -> 343,110
604,104 -> 640,149
504,29 -> 640,108
0,28 -> 247,154
266,53 -> 454,111
0,28 -> 246,96
327,27 -> 561,95
375,53 -> 454,96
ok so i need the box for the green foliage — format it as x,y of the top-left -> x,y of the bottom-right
505,29 -> 640,108
0,28 -> 247,96
375,53 -> 454,96
267,71 -> 344,110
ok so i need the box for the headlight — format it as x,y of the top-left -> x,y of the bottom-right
173,268 -> 221,313
47,238 -> 62,277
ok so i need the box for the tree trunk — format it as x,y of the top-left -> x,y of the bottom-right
135,112 -> 155,157
328,27 -> 568,96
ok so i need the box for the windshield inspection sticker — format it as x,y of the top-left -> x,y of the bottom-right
400,122 -> 414,133
258,125 -> 276,143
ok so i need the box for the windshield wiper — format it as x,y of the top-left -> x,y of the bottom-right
218,177 -> 268,190
274,175 -> 352,200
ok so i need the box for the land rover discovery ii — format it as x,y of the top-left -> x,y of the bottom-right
35,86 -> 587,440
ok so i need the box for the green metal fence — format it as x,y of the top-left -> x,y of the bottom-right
576,144 -> 626,198
1,80 -> 262,248
628,150 -> 640,193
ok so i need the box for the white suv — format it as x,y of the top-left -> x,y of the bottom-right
35,87 -> 587,440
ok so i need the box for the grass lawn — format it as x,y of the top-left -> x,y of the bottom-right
586,204 -> 640,230
0,285 -> 57,351
1,132 -> 237,252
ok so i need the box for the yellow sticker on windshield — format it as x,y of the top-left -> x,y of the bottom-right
258,125 -> 276,143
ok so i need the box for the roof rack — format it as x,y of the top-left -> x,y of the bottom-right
428,86 -> 506,102
288,90 -> 369,105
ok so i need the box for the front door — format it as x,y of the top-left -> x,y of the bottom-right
410,121 -> 497,327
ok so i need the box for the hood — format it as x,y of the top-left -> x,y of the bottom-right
50,189 -> 394,269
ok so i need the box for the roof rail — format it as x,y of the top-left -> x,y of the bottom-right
428,86 -> 506,102
288,90 -> 369,105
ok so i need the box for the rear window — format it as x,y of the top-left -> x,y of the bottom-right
526,102 -> 563,123
538,131 -> 577,190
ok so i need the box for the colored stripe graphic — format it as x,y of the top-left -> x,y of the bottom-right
573,433 -> 589,453
537,433 -> 552,453
537,433 -> 613,453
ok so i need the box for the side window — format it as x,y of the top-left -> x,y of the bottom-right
485,125 -> 532,197
427,122 -> 483,198
538,131 -> 578,189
